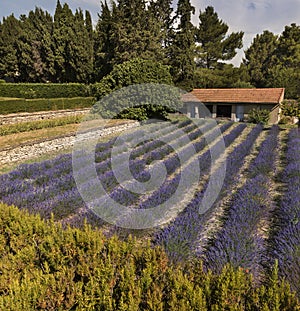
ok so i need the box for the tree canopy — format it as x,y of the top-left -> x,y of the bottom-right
0,0 -> 299,99
196,6 -> 244,69
244,24 -> 300,98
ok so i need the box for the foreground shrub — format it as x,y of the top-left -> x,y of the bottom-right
0,203 -> 298,310
247,108 -> 270,124
281,99 -> 300,118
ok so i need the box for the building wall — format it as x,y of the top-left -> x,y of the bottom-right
185,102 -> 279,123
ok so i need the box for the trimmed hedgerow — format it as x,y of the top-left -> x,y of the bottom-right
0,203 -> 298,310
0,83 -> 90,99
0,97 -> 95,114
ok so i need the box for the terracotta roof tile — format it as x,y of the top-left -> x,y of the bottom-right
183,88 -> 285,104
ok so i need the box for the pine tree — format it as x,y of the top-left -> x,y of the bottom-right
275,23 -> 300,68
243,30 -> 278,87
196,6 -> 243,69
267,24 -> 300,98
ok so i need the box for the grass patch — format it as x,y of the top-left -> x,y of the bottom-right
0,114 -> 84,136
0,123 -> 79,150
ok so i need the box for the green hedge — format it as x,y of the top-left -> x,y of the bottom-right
0,83 -> 90,98
0,97 -> 95,114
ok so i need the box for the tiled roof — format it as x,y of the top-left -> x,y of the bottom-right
183,88 -> 285,104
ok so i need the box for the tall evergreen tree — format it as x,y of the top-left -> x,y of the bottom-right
196,6 -> 243,69
53,0 -> 70,82
243,30 -> 278,87
72,9 -> 94,82
267,24 -> 300,98
53,1 -> 93,82
114,0 -> 164,64
274,23 -> 300,68
94,0 -> 166,81
168,0 -> 196,90
94,1 -> 117,80
0,15 -> 22,81
148,0 -> 174,63
15,8 -> 55,82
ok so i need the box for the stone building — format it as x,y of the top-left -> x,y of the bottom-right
182,88 -> 285,124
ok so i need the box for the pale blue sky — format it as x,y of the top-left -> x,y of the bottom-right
1,0 -> 299,66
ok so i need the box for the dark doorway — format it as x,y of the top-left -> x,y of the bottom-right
217,105 -> 232,118
205,104 -> 213,114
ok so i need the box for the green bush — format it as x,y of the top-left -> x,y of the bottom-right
91,58 -> 182,121
0,83 -> 90,99
0,97 -> 95,114
247,108 -> 270,124
0,203 -> 298,310
281,99 -> 300,117
92,58 -> 174,100
278,116 -> 294,125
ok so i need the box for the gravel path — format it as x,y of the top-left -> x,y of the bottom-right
0,121 -> 139,166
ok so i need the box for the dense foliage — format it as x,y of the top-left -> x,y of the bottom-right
281,99 -> 300,118
244,24 -> 300,99
0,97 -> 95,114
0,1 -> 244,90
91,58 -> 181,120
0,203 -> 298,310
247,108 -> 270,124
1,1 -> 299,97
0,82 -> 90,98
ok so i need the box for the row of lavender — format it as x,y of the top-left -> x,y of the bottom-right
66,121 -> 238,229
0,119 -> 230,222
202,125 -> 279,279
267,129 -> 300,292
153,124 -> 263,262
0,120 -> 193,216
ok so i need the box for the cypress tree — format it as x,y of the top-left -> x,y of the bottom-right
148,0 -> 174,63
168,0 -> 196,90
94,0 -> 116,80
15,8 -> 55,82
94,0 -> 166,80
0,15 -> 22,81
53,1 -> 94,82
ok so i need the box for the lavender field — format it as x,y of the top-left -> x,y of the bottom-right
0,119 -> 299,291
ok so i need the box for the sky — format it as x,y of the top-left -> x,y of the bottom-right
0,0 -> 299,66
